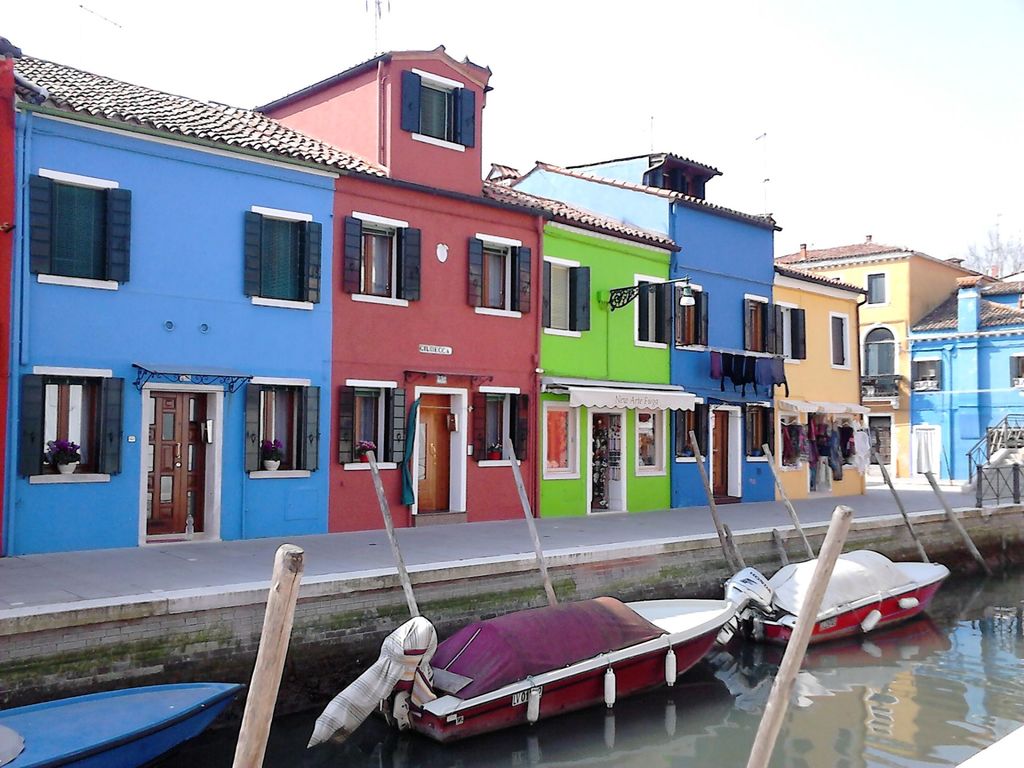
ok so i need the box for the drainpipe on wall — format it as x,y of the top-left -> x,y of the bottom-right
377,60 -> 388,170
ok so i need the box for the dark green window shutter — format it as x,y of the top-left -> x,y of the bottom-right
343,216 -> 362,294
743,299 -> 754,351
28,175 -> 53,275
774,305 -> 786,354
400,71 -> 421,133
338,386 -> 355,464
244,384 -> 261,472
243,212 -> 262,297
457,87 -> 476,147
792,308 -> 807,360
512,246 -> 531,313
542,261 -> 552,328
399,227 -> 421,301
696,404 -> 709,456
764,302 -> 777,354
511,394 -> 529,461
387,388 -> 407,462
637,281 -> 650,342
698,290 -> 709,346
299,386 -> 320,471
655,283 -> 670,344
303,221 -> 322,304
105,188 -> 131,283
97,377 -> 124,475
569,266 -> 590,331
19,374 -> 45,477
468,237 -> 484,307
472,391 -> 488,461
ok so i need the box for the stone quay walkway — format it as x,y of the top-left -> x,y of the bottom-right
0,485 -> 980,616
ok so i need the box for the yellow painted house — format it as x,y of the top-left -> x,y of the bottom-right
772,265 -> 867,500
778,238 -> 977,479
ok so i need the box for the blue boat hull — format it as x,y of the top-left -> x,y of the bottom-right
0,683 -> 243,768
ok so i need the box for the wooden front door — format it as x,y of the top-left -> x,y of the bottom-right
148,391 -> 207,537
417,394 -> 451,512
712,410 -> 730,498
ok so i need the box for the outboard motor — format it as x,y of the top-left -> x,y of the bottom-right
724,567 -> 773,612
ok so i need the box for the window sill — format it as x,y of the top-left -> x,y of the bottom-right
635,341 -> 668,350
831,364 -> 852,371
675,344 -> 707,351
477,459 -> 521,468
37,274 -> 119,291
674,456 -> 698,463
30,473 -> 111,484
474,307 -> 522,319
351,294 -> 409,308
411,132 -> 466,152
343,462 -> 399,471
544,328 -> 582,338
746,456 -> 769,463
248,470 -> 312,479
636,467 -> 666,477
251,296 -> 314,311
543,469 -> 580,480
784,358 -> 802,365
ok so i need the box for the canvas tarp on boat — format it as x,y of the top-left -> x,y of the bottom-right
768,550 -> 917,619
430,597 -> 665,700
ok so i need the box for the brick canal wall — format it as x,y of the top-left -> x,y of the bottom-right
2,505 -> 1022,715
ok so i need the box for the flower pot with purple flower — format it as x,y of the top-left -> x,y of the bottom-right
356,440 -> 376,463
48,439 -> 81,474
486,442 -> 503,461
261,439 -> 283,471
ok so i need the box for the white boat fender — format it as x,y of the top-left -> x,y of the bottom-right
861,609 -> 882,633
664,649 -> 677,686
898,596 -> 920,610
604,668 -> 617,708
526,686 -> 542,724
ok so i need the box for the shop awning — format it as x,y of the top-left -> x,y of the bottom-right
779,399 -> 869,415
568,386 -> 695,411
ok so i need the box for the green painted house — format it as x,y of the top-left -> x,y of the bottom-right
487,180 -> 689,516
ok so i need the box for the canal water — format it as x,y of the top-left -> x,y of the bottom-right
176,569 -> 1024,767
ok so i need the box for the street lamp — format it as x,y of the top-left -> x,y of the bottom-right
607,276 -> 695,311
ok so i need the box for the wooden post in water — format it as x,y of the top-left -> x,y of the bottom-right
746,505 -> 854,768
923,470 -> 992,576
232,544 -> 304,768
690,430 -> 742,571
771,529 -> 790,567
368,451 -> 420,617
870,447 -> 930,563
762,443 -> 815,559
505,437 -> 558,607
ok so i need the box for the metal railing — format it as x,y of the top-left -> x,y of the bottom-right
975,464 -> 1023,507
860,374 -> 901,398
966,414 -> 1024,485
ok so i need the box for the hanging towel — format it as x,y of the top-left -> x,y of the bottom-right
770,355 -> 789,397
710,350 -> 723,381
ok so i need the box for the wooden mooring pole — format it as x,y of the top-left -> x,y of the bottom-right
505,437 -> 558,606
771,529 -> 790,567
232,544 -> 304,768
746,505 -> 854,768
870,448 -> 930,563
923,470 -> 992,576
368,451 -> 420,617
762,444 -> 815,559
690,430 -> 744,570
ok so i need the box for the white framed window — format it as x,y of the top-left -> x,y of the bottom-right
830,312 -> 851,369
866,272 -> 887,305
544,403 -> 579,478
777,303 -> 794,360
636,410 -> 665,474
360,223 -> 398,298
340,380 -> 403,468
549,262 -> 570,330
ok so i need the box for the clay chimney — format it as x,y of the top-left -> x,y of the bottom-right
800,243 -> 807,259
865,235 -> 872,243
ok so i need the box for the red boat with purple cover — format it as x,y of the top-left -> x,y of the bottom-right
723,550 -> 949,646
309,595 -> 738,745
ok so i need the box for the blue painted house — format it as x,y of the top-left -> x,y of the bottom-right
4,57 -> 377,555
909,276 -> 1024,482
514,153 -> 782,506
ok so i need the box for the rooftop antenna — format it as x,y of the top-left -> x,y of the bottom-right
367,0 -> 391,55
650,115 -> 655,153
78,4 -> 123,28
754,132 -> 769,214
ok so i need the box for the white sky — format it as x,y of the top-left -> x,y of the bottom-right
6,0 -> 1023,260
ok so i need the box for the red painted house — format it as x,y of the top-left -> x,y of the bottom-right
262,48 -> 542,531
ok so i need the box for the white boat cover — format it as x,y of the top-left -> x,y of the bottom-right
768,550 -> 917,619
308,616 -> 437,747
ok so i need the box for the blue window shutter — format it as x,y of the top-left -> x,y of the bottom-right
513,246 -> 531,313
388,388 -> 406,462
467,237 -> 484,306
299,386 -> 320,471
28,175 -> 53,275
19,374 -> 45,477
243,212 -> 262,297
98,377 -> 124,475
244,384 -> 261,472
399,227 -> 421,301
400,71 -> 421,133
569,266 -> 590,331
303,221 -> 322,303
472,391 -> 488,461
343,216 -> 362,294
105,188 -> 131,283
457,87 -> 476,147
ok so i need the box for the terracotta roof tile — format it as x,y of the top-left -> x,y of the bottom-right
483,182 -> 678,250
15,56 -> 384,176
981,281 -> 1024,296
774,264 -> 864,294
567,152 -> 722,178
913,293 -> 1024,332
523,162 -> 779,231
776,241 -> 912,264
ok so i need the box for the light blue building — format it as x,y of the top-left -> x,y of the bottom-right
909,278 -> 1024,482
513,153 -> 782,506
4,57 -> 373,555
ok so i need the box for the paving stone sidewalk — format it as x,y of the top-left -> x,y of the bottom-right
0,485 -> 979,612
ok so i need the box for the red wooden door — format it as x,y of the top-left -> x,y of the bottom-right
147,391 -> 207,536
712,410 -> 730,498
